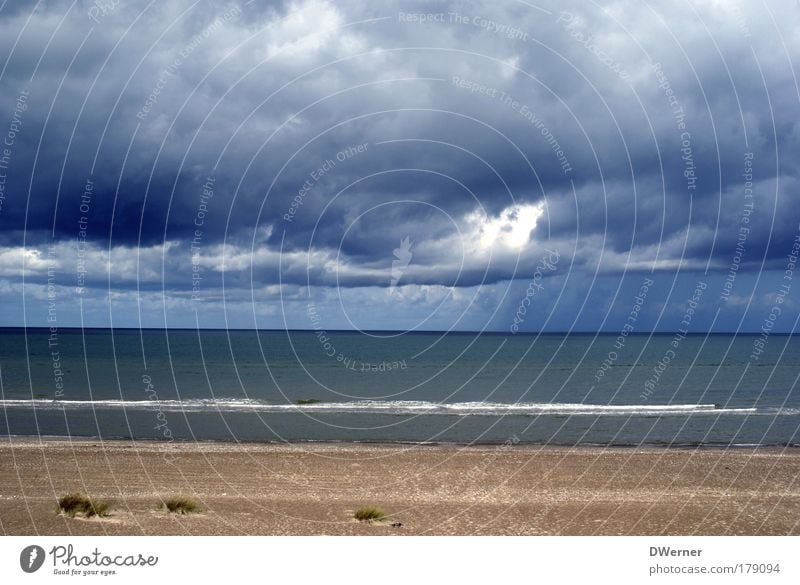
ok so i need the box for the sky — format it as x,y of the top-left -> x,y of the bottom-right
0,0 -> 798,332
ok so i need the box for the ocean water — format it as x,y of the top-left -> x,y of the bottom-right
0,328 -> 798,446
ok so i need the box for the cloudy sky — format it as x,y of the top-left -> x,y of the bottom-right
0,0 -> 798,332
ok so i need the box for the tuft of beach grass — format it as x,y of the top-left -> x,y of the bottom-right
57,493 -> 111,518
161,496 -> 201,515
353,506 -> 386,522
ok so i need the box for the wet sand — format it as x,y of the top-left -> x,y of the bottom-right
1,438 -> 798,535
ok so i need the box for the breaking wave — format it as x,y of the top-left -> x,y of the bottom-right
1,399 -> 798,416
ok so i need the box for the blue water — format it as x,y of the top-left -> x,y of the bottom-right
0,328 -> 798,445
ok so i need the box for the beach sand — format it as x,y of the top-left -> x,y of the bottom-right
1,438 -> 798,535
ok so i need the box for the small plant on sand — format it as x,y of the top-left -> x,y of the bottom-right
57,493 -> 111,518
296,398 -> 322,405
354,506 -> 386,522
161,496 -> 201,515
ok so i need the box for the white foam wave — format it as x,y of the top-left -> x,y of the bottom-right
1,399 -> 797,416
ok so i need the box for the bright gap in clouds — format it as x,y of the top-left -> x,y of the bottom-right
466,202 -> 544,251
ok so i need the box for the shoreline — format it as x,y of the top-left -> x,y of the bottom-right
1,437 -> 799,535
5,434 -> 799,450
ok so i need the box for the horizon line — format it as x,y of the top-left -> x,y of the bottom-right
0,326 -> 795,335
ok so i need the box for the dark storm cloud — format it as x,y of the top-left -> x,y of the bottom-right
0,0 -> 798,297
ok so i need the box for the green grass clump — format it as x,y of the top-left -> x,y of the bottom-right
354,506 -> 386,522
296,398 -> 322,405
161,496 -> 201,515
57,493 -> 111,518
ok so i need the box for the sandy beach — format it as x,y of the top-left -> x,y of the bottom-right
1,438 -> 798,535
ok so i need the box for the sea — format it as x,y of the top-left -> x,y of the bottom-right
0,328 -> 798,446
